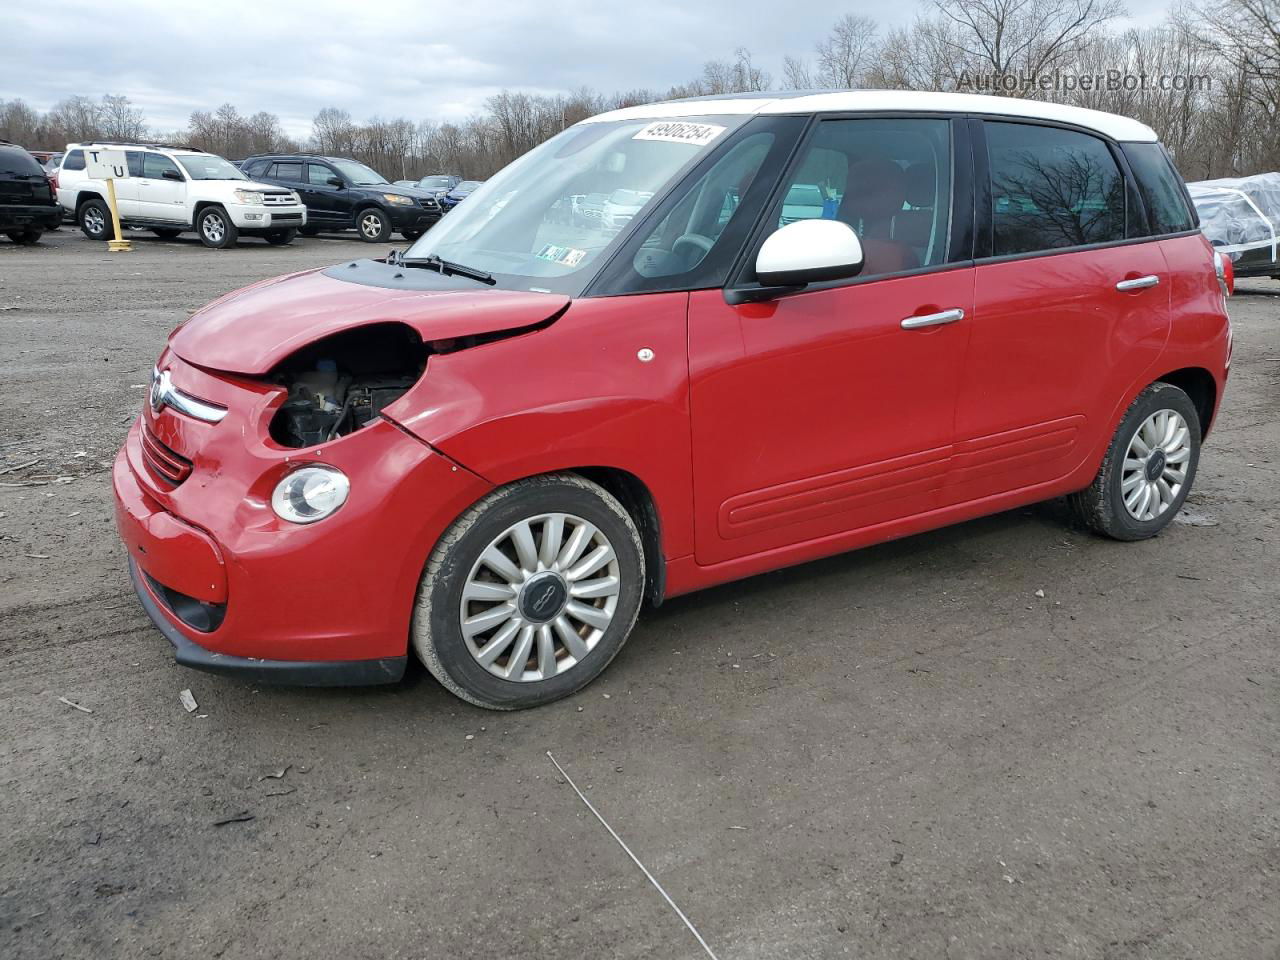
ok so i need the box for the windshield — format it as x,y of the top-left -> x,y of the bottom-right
176,154 -> 246,181
418,176 -> 455,189
454,180 -> 481,192
405,116 -> 743,295
332,159 -> 388,185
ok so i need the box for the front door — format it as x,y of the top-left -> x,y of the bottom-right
689,116 -> 974,566
303,162 -> 346,225
135,152 -> 187,222
946,120 -> 1172,505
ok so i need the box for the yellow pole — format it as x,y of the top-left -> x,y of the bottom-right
104,178 -> 132,253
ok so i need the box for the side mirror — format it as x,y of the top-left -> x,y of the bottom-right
161,169 -> 183,182
327,176 -> 344,188
754,219 -> 864,288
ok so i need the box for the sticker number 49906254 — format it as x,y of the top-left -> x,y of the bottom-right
632,121 -> 726,147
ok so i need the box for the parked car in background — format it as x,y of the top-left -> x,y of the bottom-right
116,91 -> 1230,710
42,152 -> 64,175
56,142 -> 307,248
242,154 -> 442,241
0,140 -> 62,243
415,174 -> 461,198
1188,172 -> 1280,279
438,179 -> 483,211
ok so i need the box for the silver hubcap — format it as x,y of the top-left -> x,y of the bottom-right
203,214 -> 225,242
1121,409 -> 1191,521
84,208 -> 104,233
361,213 -> 382,238
460,513 -> 620,682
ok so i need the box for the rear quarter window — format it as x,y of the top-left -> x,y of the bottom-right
1122,142 -> 1196,234
62,149 -> 85,171
0,146 -> 45,176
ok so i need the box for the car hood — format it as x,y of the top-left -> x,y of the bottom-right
168,267 -> 569,375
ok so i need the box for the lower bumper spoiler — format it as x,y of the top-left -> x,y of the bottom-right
128,559 -> 406,687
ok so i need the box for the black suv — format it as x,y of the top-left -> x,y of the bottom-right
241,155 -> 441,242
0,140 -> 61,244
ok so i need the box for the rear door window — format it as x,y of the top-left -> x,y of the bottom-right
1121,142 -> 1195,234
127,152 -> 144,177
985,121 -> 1126,255
273,161 -> 304,181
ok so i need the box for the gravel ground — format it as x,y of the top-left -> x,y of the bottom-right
1,227 -> 1277,960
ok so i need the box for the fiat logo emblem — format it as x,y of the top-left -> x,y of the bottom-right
150,369 -> 172,414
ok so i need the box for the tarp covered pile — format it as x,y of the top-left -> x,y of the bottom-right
1187,172 -> 1280,276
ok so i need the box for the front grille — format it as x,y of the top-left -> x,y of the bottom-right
262,192 -> 296,206
140,424 -> 192,487
270,212 -> 303,223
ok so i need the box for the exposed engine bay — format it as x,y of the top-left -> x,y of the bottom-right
269,323 -> 427,448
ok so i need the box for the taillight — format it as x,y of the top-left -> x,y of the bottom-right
1213,249 -> 1234,297
48,173 -> 58,191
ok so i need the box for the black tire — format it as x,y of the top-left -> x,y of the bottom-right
356,207 -> 392,243
6,230 -> 42,244
412,474 -> 646,710
299,224 -> 321,236
1069,382 -> 1201,541
195,206 -> 238,249
79,199 -> 114,241
400,228 -> 424,241
150,228 -> 182,239
263,228 -> 297,245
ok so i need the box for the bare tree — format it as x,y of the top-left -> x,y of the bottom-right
815,14 -> 880,88
99,95 -> 146,140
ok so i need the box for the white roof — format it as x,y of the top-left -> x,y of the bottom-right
583,90 -> 1158,143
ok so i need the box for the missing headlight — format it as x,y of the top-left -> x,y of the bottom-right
268,323 -> 426,448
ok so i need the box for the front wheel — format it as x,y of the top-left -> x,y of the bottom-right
196,206 -> 238,248
356,207 -> 392,243
6,230 -> 42,244
150,228 -> 182,239
1069,382 -> 1201,540
412,474 -> 645,710
400,228 -> 424,241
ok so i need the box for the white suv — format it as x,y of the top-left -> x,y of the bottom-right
56,142 -> 308,248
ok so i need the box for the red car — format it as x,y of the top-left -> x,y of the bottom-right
114,92 -> 1233,709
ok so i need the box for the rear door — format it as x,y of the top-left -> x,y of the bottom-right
946,119 -> 1170,506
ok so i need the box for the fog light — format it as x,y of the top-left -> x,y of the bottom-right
271,466 -> 350,524
245,212 -> 263,221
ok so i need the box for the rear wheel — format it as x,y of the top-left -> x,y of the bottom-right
1069,382 -> 1201,541
79,199 -> 114,241
356,207 -> 392,243
263,228 -> 297,245
196,206 -> 238,249
6,229 -> 42,244
412,474 -> 645,710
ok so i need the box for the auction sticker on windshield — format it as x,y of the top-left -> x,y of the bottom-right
536,243 -> 587,267
632,121 -> 725,147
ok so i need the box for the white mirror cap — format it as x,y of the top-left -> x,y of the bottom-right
755,218 -> 864,287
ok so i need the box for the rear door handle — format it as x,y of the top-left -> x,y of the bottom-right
1116,275 -> 1160,291
901,308 -> 964,330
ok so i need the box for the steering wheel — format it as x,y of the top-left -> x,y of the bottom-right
672,233 -> 715,258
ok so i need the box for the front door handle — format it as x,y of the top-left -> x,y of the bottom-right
1116,275 -> 1160,291
902,308 -> 964,330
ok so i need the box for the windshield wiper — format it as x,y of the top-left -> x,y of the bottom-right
393,252 -> 495,285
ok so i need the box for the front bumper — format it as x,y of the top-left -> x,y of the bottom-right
1,203 -> 62,231
227,203 -> 308,230
384,203 -> 441,230
128,559 -> 406,685
113,364 -> 491,685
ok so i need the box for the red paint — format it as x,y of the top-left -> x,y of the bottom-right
114,214 -> 1230,671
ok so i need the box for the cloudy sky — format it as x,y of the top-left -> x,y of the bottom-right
8,0 -> 1173,138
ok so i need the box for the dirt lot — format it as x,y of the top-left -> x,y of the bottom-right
1,227 -> 1277,960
